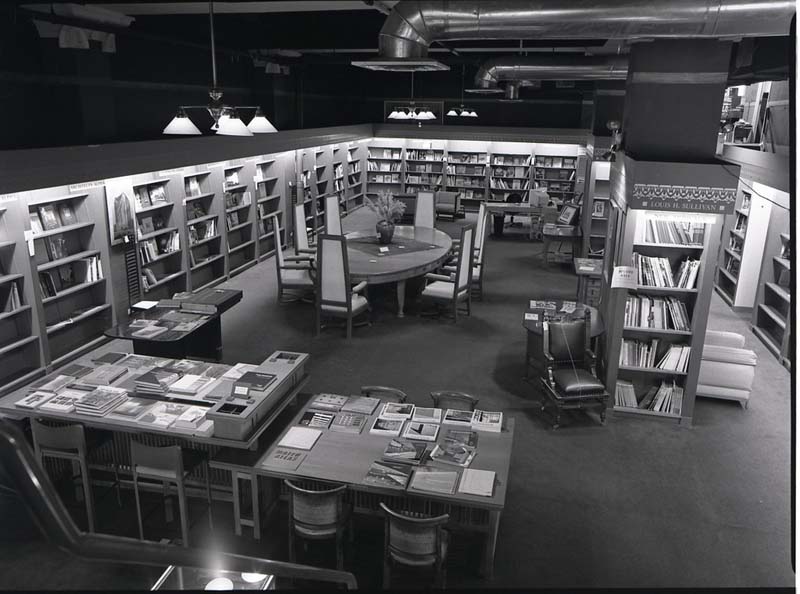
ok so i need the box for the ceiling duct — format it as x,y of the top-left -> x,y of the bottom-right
467,54 -> 629,93
356,0 -> 795,71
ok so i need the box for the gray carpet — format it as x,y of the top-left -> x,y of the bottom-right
0,207 -> 792,590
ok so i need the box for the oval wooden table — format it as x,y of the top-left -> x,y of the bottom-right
344,225 -> 453,317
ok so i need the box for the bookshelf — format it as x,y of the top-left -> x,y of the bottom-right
488,151 -> 531,202
345,143 -> 365,214
367,142 -> 403,195
446,149 -> 487,210
0,198 -> 43,393
533,154 -> 578,200
314,146 -> 331,233
223,164 -> 256,277
605,210 -> 721,423
714,182 -> 775,310
28,188 -> 113,366
404,143 -> 445,195
581,159 -> 611,260
184,170 -> 224,291
332,146 -> 346,215
255,157 -> 286,260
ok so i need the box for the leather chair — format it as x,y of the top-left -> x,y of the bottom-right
539,308 -> 609,428
315,234 -> 370,338
414,191 -> 436,228
420,224 -> 474,321
273,214 -> 315,303
435,191 -> 461,221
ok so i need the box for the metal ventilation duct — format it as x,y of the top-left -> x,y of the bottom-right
358,0 -> 795,70
467,55 -> 629,92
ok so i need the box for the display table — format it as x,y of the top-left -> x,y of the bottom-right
484,202 -> 543,237
105,288 -> 242,361
542,224 -> 581,265
211,393 -> 514,578
344,225 -> 452,317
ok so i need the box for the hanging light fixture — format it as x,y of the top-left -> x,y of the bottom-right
385,71 -> 436,124
163,1 -> 277,136
447,64 -> 478,118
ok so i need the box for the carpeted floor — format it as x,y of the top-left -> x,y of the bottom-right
0,208 -> 792,590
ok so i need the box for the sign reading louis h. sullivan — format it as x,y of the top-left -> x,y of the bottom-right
631,183 -> 737,214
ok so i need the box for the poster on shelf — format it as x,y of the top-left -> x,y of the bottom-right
104,176 -> 136,246
610,266 -> 637,289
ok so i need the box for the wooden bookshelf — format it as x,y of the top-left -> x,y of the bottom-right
533,154 -> 578,199
255,156 -> 287,260
367,142 -> 404,194
446,149 -> 487,211
223,164 -> 256,277
345,143 -> 365,214
404,145 -> 444,195
184,170 -> 224,290
582,159 -> 611,260
488,151 -> 531,201
314,146 -> 331,233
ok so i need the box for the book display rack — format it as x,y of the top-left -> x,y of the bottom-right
404,142 -> 445,195
446,149 -> 487,209
533,154 -> 578,200
314,146 -> 331,233
255,158 -> 286,262
581,146 -> 611,260
753,231 -> 791,368
489,152 -> 531,202
345,143 -> 365,214
184,171 -> 224,291
223,164 -> 256,277
367,142 -> 403,194
332,146 -> 346,213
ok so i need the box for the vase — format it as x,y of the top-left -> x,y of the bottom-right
376,220 -> 395,244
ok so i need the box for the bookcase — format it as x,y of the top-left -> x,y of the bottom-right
489,150 -> 531,202
255,157 -> 286,261
332,146 -> 346,215
345,143 -> 365,214
0,198 -> 44,392
581,160 -> 611,259
184,170 -> 224,291
404,140 -> 445,195
222,164 -> 256,277
133,178 -> 186,298
314,146 -> 331,233
367,141 -> 404,195
27,185 -> 114,367
533,154 -> 578,201
445,144 -> 487,210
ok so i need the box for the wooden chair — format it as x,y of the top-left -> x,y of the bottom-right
421,224 -> 474,321
274,214 -> 315,303
284,480 -> 350,570
539,308 -> 609,429
435,191 -> 461,221
414,191 -> 436,228
293,203 -> 317,256
315,234 -> 370,338
360,386 -> 407,403
379,503 -> 449,589
130,440 -> 213,547
324,194 -> 342,235
444,203 -> 488,299
31,419 -> 121,534
429,391 -> 479,411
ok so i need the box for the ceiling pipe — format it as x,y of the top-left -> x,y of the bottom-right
468,54 -> 629,93
370,0 -> 794,69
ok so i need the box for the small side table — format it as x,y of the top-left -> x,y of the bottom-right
574,258 -> 604,308
542,224 -> 581,265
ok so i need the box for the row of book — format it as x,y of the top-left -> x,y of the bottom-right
369,148 -> 401,160
29,202 -> 79,234
224,191 -> 251,210
491,156 -> 530,166
633,253 -> 700,289
624,295 -> 691,332
189,219 -> 217,244
367,161 -> 401,172
224,169 -> 241,187
226,211 -> 249,231
406,163 -> 441,173
642,218 -> 705,246
134,183 -> 168,211
534,169 -> 575,181
368,174 -> 400,184
184,176 -> 204,197
534,156 -> 576,168
347,163 -> 361,175
139,233 -> 179,264
615,380 -> 683,415
490,178 -> 529,191
447,176 -> 484,188
406,175 -> 443,185
446,164 -> 484,175
39,255 -> 103,298
2,282 -> 21,313
333,163 -> 343,179
406,149 -> 443,161
619,339 -> 691,372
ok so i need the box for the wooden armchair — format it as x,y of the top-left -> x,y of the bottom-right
360,386 -> 407,403
539,308 -> 608,429
429,391 -> 479,411
379,503 -> 449,589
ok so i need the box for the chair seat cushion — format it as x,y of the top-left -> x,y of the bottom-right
321,294 -> 369,315
702,344 -> 757,366
389,532 -> 448,567
283,268 -> 313,286
552,368 -> 606,397
421,281 -> 467,301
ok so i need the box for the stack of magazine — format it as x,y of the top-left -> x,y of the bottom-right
135,367 -> 183,395
75,386 -> 127,417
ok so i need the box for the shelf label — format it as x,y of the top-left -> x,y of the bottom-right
611,266 -> 637,289
0,193 -> 19,202
158,168 -> 184,177
69,180 -> 105,192
207,161 -> 226,170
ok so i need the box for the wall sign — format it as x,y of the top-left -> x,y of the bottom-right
69,180 -> 105,192
0,193 -> 19,202
158,168 -> 184,177
611,266 -> 637,289
630,183 -> 737,214
104,176 -> 136,246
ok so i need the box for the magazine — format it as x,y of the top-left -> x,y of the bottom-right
362,460 -> 413,489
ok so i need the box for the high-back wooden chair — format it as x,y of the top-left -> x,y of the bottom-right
379,503 -> 450,588
429,391 -> 479,411
414,191 -> 436,228
315,234 -> 369,338
324,194 -> 342,235
293,203 -> 316,255
274,214 -> 315,303
360,386 -> 407,403
284,480 -> 350,570
421,224 -> 474,321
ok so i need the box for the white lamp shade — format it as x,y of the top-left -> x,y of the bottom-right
394,110 -> 410,120
163,111 -> 201,135
204,577 -> 233,590
211,113 -> 229,131
247,114 -> 277,133
446,108 -> 459,116
422,110 -> 436,120
240,573 -> 268,584
461,109 -> 478,117
217,114 -> 253,136
387,109 -> 400,119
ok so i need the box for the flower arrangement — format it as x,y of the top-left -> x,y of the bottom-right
364,190 -> 406,223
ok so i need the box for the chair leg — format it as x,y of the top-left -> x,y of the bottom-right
346,317 -> 352,339
133,473 -> 144,541
204,461 -> 214,532
111,447 -> 122,508
382,558 -> 391,589
176,480 -> 189,547
78,458 -> 95,533
336,530 -> 344,570
315,308 -> 321,337
288,526 -> 296,563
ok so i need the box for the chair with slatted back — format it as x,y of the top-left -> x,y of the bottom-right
539,308 -> 609,429
360,386 -> 407,403
315,234 -> 370,338
293,203 -> 317,256
284,480 -> 350,570
420,224 -> 474,321
324,194 -> 342,235
379,503 -> 449,589
429,391 -> 479,411
414,191 -> 436,228
130,440 -> 213,547
274,214 -> 315,303
31,419 -> 121,534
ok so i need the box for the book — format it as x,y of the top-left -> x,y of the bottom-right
310,393 -> 349,411
329,412 -> 368,434
221,363 -> 258,380
81,365 -> 128,387
58,363 -> 94,379
39,388 -> 87,413
382,438 -> 431,465
15,391 -> 54,409
362,460 -> 413,489
173,405 -> 210,429
169,374 -> 211,395
29,212 -> 44,234
369,417 -> 404,436
458,469 -> 495,497
135,367 -> 183,395
402,421 -> 440,442
131,325 -> 169,339
236,371 -> 277,392
299,410 -> 335,429
33,374 -> 74,393
412,407 -> 442,423
107,397 -> 154,421
75,386 -> 127,416
136,401 -> 189,428
261,447 -> 306,471
442,409 -> 474,427
444,429 -> 478,447
278,426 -> 322,450
471,410 -> 503,433
429,439 -> 477,467
149,184 -> 167,203
92,352 -> 127,365
38,204 -> 61,230
340,395 -> 380,415
408,467 -> 460,495
379,402 -> 414,421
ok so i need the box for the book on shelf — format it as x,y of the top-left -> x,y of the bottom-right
656,345 -> 691,372
369,417 -> 404,437
57,203 -> 77,226
185,177 -> 202,197
341,395 -> 380,415
299,410 -> 335,429
310,393 -> 349,411
458,469 -> 495,497
626,380 -> 683,414
408,467 -> 460,495
224,170 -> 241,187
624,295 -> 691,332
261,447 -> 306,471
643,218 -> 705,245
382,438 -> 431,465
402,421 -> 440,442
379,402 -> 414,421
329,412 -> 368,434
38,204 -> 61,230
362,460 -> 413,489
3,282 -> 22,312
411,407 -> 442,423
278,426 -> 322,450
134,186 -> 152,209
471,409 -> 503,432
614,380 -> 638,408
149,184 -> 167,204
442,408 -> 474,427
29,212 -> 44,234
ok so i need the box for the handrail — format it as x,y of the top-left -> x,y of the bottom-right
0,418 -> 357,589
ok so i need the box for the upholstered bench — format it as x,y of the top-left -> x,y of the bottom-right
696,330 -> 757,409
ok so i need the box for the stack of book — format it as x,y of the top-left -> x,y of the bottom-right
637,380 -> 684,414
657,345 -> 691,373
173,405 -> 210,430
169,374 -> 212,396
614,380 -> 638,408
674,259 -> 701,289
75,387 -> 127,417
382,438 -> 431,465
624,295 -> 691,331
471,410 -> 503,432
39,388 -> 88,413
135,367 -> 183,395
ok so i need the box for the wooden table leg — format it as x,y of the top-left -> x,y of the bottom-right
396,279 -> 406,318
250,472 -> 261,540
480,510 -> 501,578
231,471 -> 242,537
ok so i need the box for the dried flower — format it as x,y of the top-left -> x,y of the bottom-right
363,190 -> 406,223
